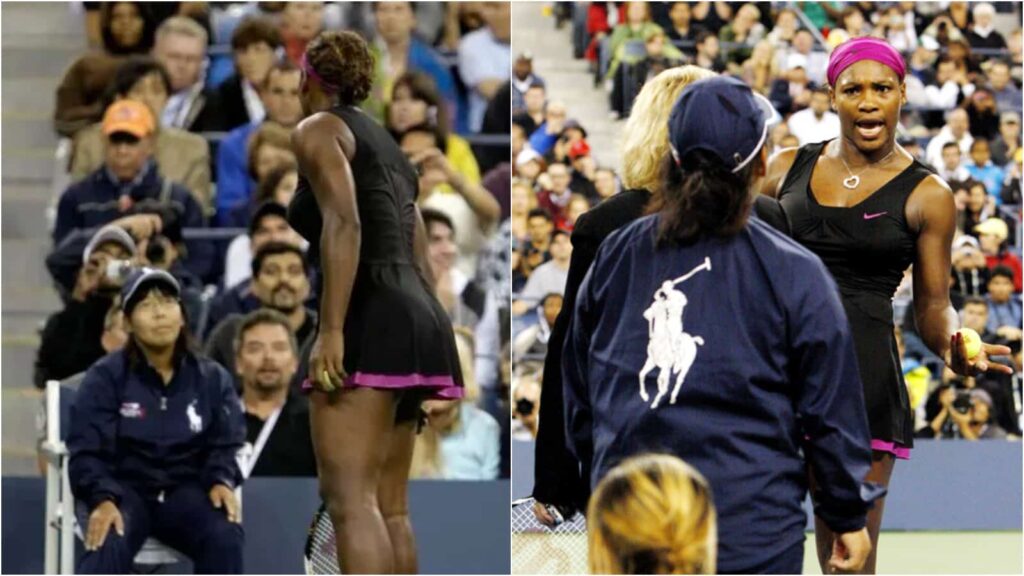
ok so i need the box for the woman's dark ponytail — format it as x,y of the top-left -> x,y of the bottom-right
655,149 -> 759,247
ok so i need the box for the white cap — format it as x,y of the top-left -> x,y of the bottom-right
786,53 -> 808,71
516,148 -> 542,167
83,225 -> 137,264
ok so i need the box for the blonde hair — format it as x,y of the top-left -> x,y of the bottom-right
247,121 -> 293,181
410,327 -> 478,479
452,326 -> 479,403
620,66 -> 717,195
156,16 -> 209,46
588,454 -> 717,575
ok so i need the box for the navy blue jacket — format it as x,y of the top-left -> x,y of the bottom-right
202,280 -> 260,340
564,215 -> 884,573
53,163 -> 215,282
68,349 -> 245,509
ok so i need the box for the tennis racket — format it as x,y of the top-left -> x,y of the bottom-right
303,502 -> 339,575
511,497 -> 590,574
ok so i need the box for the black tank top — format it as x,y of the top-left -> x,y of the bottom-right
777,141 -> 935,299
287,105 -> 420,267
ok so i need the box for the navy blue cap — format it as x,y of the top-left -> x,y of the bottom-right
121,267 -> 180,311
668,76 -> 780,173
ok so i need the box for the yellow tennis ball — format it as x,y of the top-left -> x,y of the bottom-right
958,328 -> 982,359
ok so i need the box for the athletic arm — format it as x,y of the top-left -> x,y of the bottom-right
292,114 -> 361,337
909,176 -> 1013,375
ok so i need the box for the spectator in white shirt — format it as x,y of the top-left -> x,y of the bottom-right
457,2 -> 511,131
787,87 -> 840,145
926,108 -> 974,169
937,141 -> 971,184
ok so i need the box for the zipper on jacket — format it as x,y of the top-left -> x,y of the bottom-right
161,396 -> 167,411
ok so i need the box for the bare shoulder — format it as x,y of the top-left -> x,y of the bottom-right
293,112 -> 344,145
907,174 -> 955,230
762,146 -> 801,198
292,112 -> 353,160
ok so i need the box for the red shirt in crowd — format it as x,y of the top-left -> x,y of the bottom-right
986,252 -> 1024,292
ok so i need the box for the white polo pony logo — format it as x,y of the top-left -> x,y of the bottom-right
186,400 -> 203,433
639,258 -> 711,409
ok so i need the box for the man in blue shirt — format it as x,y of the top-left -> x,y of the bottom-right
985,267 -> 1023,343
215,62 -> 303,225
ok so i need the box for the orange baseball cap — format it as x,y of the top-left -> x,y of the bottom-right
102,100 -> 155,138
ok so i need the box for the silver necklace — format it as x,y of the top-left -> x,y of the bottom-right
837,146 -> 897,189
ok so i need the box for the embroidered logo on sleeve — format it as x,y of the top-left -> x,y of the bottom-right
119,402 -> 145,419
186,400 -> 203,433
639,258 -> 710,409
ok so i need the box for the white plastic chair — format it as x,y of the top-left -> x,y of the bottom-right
41,380 -> 248,574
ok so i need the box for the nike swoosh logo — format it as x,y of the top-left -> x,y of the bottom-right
863,211 -> 888,220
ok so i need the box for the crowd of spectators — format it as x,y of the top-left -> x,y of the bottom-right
511,1 -> 1022,442
39,1 -> 511,485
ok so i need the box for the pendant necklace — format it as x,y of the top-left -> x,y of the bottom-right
837,146 -> 897,189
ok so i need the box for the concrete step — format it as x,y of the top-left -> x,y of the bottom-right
513,3 -> 622,168
1,46 -> 80,80
3,313 -> 51,338
2,116 -> 60,149
1,1 -> 83,36
2,344 -> 40,391
1,238 -> 62,313
3,79 -> 58,117
2,185 -> 54,240
2,148 -> 57,181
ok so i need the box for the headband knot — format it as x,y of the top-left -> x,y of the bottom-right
826,37 -> 906,87
301,52 -> 341,95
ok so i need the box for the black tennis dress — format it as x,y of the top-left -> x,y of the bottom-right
778,140 -> 935,457
287,104 -> 463,399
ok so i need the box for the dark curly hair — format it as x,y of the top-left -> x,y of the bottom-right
305,31 -> 374,106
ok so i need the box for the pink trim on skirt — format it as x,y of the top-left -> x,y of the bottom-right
302,372 -> 464,399
870,439 -> 911,460
802,435 -> 912,460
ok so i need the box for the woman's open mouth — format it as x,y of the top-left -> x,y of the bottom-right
855,119 -> 885,139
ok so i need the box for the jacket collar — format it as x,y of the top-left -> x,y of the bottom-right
103,159 -> 158,193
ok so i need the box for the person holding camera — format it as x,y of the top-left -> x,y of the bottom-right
511,374 -> 540,441
54,99 -> 213,282
928,384 -> 1008,440
35,224 -> 142,388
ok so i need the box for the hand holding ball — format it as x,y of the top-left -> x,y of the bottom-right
957,328 -> 982,360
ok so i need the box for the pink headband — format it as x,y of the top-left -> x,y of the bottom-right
826,37 -> 906,87
300,52 -> 340,95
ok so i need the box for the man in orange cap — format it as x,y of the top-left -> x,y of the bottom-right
53,99 -> 214,283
